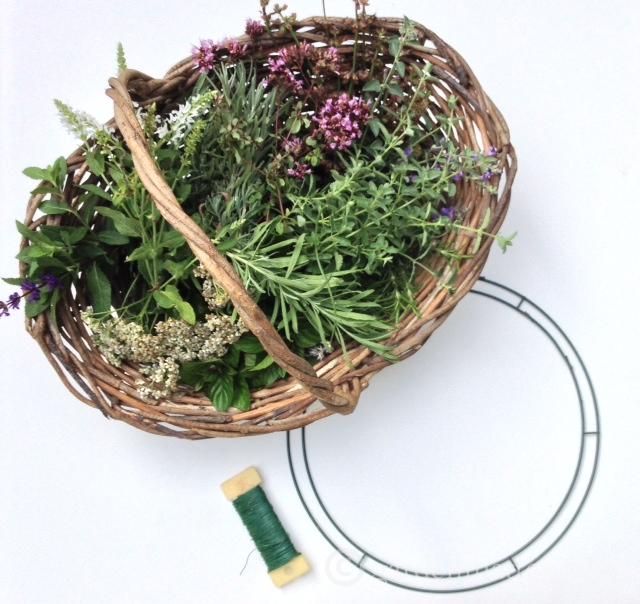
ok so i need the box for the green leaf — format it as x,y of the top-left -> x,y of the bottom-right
2,277 -> 24,286
59,226 -> 88,245
40,200 -> 72,215
225,346 -> 241,369
388,83 -> 404,97
286,234 -> 306,278
85,150 -> 105,177
249,354 -> 275,372
497,231 -> 517,253
152,291 -> 175,309
23,166 -> 52,182
176,301 -> 196,325
25,293 -> 51,318
234,334 -> 264,353
50,157 -> 68,190
158,229 -> 185,250
368,119 -> 382,137
97,230 -> 130,245
395,61 -> 406,78
162,259 -> 192,279
95,207 -> 140,237
389,36 -> 401,57
180,360 -> 215,389
127,242 -> 157,262
86,263 -> 112,314
162,285 -> 184,305
480,208 -> 492,230
15,221 -> 51,245
208,373 -> 234,412
363,80 -> 382,93
233,378 -> 252,411
81,184 -> 113,202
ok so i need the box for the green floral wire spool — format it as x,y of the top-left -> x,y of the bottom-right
13,6 -> 516,439
221,467 -> 310,587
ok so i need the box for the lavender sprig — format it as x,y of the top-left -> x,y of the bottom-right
0,273 -> 61,319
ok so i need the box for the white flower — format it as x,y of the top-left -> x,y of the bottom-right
155,91 -> 217,146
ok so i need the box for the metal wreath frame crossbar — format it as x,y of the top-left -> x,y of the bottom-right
20,16 -> 516,438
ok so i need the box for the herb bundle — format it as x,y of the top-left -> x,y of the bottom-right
4,2 -> 515,432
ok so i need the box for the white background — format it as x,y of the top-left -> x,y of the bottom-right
1,1 -> 639,602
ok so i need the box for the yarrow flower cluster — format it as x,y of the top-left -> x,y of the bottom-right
0,273 -> 60,319
82,311 -> 246,399
193,264 -> 230,310
314,93 -> 371,151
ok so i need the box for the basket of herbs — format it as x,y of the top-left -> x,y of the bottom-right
4,1 -> 516,438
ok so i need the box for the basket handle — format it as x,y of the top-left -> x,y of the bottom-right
106,70 -> 357,414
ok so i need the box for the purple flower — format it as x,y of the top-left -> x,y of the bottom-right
315,46 -> 341,74
488,146 -> 498,157
21,280 -> 41,303
404,147 -> 413,158
40,273 -> 60,291
440,207 -> 457,221
245,18 -> 266,39
266,44 -> 315,93
287,162 -> 312,180
0,303 -> 9,318
8,292 -> 21,309
482,170 -> 493,182
453,171 -> 464,183
267,55 -> 303,93
282,136 -> 305,158
314,93 -> 371,151
191,39 -> 220,74
226,38 -> 248,60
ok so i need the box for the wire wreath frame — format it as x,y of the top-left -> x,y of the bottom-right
287,277 -> 600,593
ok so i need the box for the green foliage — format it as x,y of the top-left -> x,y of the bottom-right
180,334 -> 286,411
10,26 -> 512,410
116,42 -> 127,73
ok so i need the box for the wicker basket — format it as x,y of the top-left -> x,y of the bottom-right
21,15 -> 516,438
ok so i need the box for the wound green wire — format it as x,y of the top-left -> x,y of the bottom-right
232,485 -> 300,572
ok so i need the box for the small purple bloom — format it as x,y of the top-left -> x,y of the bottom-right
191,39 -> 220,74
8,292 -> 21,309
0,303 -> 9,318
404,147 -> 413,158
282,136 -> 305,158
488,146 -> 498,157
314,93 -> 371,151
453,172 -> 464,183
287,162 -> 312,180
40,273 -> 60,291
21,280 -> 41,303
245,18 -> 266,39
482,170 -> 493,182
440,207 -> 457,221
226,38 -> 248,60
